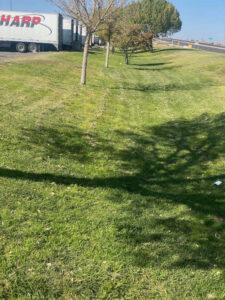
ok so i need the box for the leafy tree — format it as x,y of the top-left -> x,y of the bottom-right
139,0 -> 182,51
112,0 -> 181,62
111,5 -> 142,64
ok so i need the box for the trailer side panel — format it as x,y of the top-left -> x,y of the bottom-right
0,10 -> 61,49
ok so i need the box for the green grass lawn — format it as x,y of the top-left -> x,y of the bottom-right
0,47 -> 225,299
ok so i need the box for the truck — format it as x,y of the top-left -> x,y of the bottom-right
0,10 -> 83,52
63,17 -> 75,49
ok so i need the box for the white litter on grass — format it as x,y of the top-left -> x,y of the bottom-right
214,180 -> 222,186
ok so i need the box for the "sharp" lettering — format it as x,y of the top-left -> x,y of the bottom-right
32,17 -> 41,24
12,16 -> 20,23
1,15 -> 11,22
22,16 -> 32,23
1,14 -> 42,25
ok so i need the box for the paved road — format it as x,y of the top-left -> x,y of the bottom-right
157,38 -> 225,54
0,51 -> 42,61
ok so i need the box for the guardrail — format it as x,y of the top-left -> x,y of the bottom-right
155,38 -> 225,54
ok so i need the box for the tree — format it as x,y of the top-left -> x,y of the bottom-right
139,0 -> 182,51
96,11 -> 119,68
49,0 -> 126,84
112,24 -> 141,65
111,4 -> 143,65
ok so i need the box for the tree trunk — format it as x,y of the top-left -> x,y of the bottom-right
80,32 -> 90,85
89,34 -> 92,46
124,50 -> 129,65
148,37 -> 153,52
111,46 -> 115,54
105,37 -> 110,68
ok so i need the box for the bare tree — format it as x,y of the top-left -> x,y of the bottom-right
96,10 -> 119,68
48,0 -> 126,85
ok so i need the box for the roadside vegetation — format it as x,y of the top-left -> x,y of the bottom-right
50,0 -> 181,84
0,47 -> 225,299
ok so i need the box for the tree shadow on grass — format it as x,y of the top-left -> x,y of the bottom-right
1,112 -> 225,270
131,62 -> 168,66
130,61 -> 181,72
92,73 -> 218,92
88,50 -> 103,55
112,112 -> 225,269
133,65 -> 181,71
109,80 -> 217,92
21,125 -> 92,162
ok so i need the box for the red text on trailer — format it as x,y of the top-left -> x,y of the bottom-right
1,14 -> 41,25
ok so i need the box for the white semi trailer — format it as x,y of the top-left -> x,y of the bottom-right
0,10 -> 84,52
0,10 -> 100,53
63,17 -> 74,49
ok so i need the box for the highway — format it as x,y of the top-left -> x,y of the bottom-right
157,37 -> 225,54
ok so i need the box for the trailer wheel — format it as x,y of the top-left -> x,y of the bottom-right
16,42 -> 27,53
28,43 -> 38,53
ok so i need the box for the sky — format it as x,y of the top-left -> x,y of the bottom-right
0,0 -> 225,42
169,0 -> 225,43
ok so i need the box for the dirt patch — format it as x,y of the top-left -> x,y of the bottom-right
0,51 -> 45,62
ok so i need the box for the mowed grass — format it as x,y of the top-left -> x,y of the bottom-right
0,47 -> 225,299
